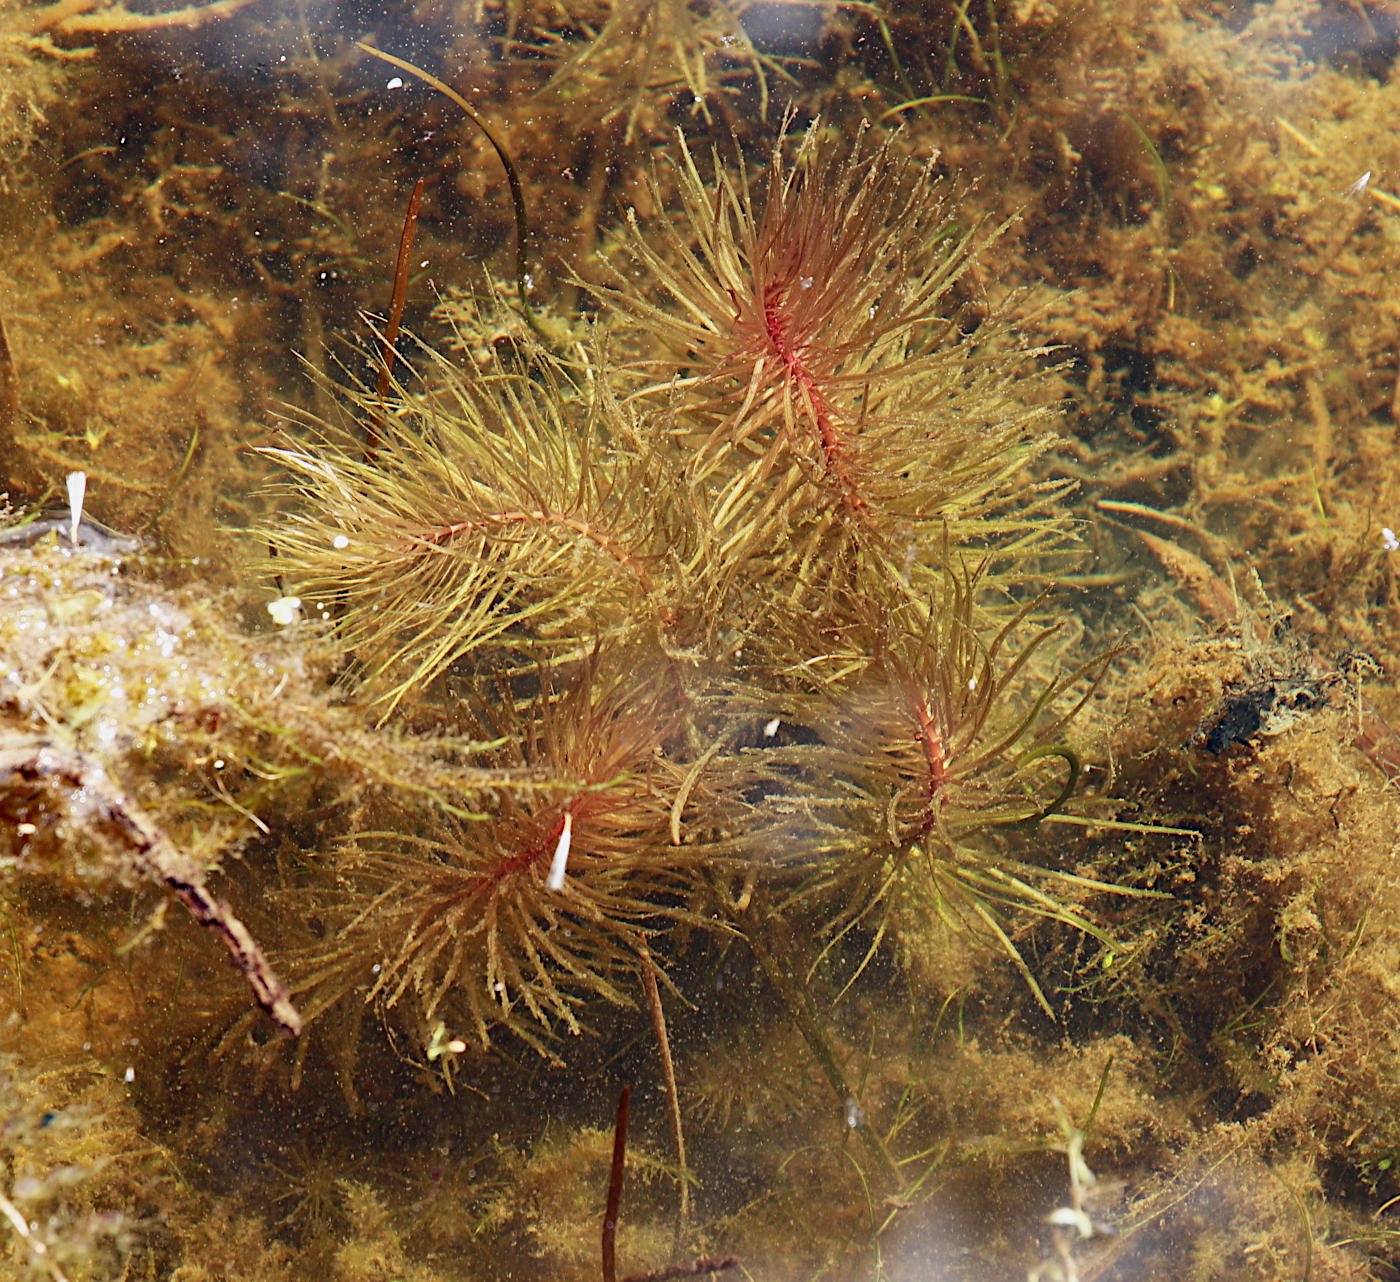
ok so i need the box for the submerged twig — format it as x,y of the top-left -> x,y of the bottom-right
0,735 -> 301,1036
355,42 -> 555,347
366,176 -> 425,462
638,940 -> 689,1241
603,1083 -> 630,1282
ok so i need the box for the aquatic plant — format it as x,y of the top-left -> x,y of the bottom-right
259,117 -> 1104,1108
601,118 -> 1066,596
260,1135 -> 356,1244
726,569 -> 1111,1007
535,0 -> 793,143
287,655 -> 712,1056
261,338 -> 693,712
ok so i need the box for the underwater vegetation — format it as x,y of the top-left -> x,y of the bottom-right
216,99 -> 1177,1280
0,1045 -> 157,1280
533,0 -> 793,142
288,655 -> 707,1055
257,114 -> 1101,1081
10,0 -> 1400,1278
601,119 -> 1055,547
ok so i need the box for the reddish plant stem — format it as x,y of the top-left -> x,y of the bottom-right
478,810 -> 566,891
914,695 -> 949,833
603,1084 -> 630,1282
0,315 -> 17,442
366,176 -> 425,462
418,508 -> 652,591
761,282 -> 866,514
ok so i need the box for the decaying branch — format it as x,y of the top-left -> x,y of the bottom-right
0,733 -> 301,1036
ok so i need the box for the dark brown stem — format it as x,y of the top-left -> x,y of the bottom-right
0,315 -> 17,444
367,175 -> 425,462
639,940 -> 689,1242
603,1083 -> 630,1282
0,735 -> 301,1036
